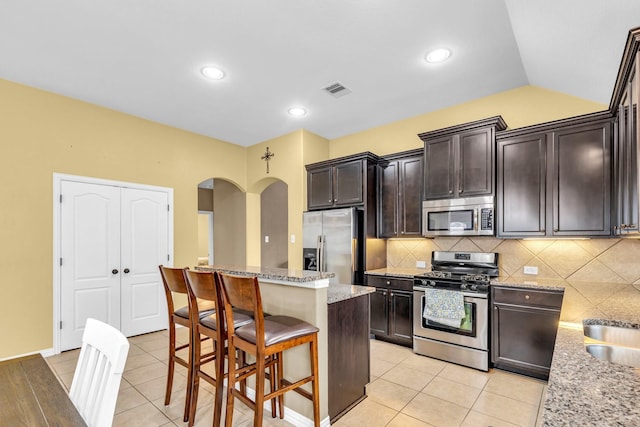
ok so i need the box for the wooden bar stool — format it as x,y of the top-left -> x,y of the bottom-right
218,273 -> 321,427
184,270 -> 277,427
158,265 -> 215,422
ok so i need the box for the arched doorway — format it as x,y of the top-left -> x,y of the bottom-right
197,178 -> 247,266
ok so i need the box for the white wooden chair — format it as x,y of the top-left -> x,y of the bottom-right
69,318 -> 130,427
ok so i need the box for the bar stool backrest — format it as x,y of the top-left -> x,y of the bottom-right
218,273 -> 266,347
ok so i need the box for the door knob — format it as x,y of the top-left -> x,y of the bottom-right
112,269 -> 119,274
124,268 -> 130,274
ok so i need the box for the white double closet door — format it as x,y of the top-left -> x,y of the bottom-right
59,179 -> 170,351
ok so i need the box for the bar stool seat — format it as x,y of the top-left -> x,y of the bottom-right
174,300 -> 215,319
236,315 -> 319,346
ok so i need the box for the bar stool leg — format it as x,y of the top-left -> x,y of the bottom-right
310,336 -> 320,427
254,355 -> 266,427
276,352 -> 284,419
213,341 -> 224,427
225,346 -> 237,427
187,330 -> 200,426
164,322 -> 176,406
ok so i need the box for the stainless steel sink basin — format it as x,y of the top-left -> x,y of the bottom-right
583,324 -> 640,348
585,344 -> 640,368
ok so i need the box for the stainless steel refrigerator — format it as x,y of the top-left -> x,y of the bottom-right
302,207 -> 364,285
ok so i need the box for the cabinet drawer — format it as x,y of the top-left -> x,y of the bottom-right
365,275 -> 413,291
492,286 -> 563,309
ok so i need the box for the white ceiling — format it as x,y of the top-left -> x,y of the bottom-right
1,1 -> 639,147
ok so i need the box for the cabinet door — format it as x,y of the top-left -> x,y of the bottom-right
378,161 -> 399,237
615,63 -> 639,233
389,289 -> 413,345
308,167 -> 334,209
369,288 -> 389,336
459,128 -> 493,197
424,136 -> 455,199
497,134 -> 547,237
334,160 -> 364,206
492,303 -> 560,380
399,156 -> 423,236
553,123 -> 611,236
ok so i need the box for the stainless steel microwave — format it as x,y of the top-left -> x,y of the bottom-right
422,196 -> 494,237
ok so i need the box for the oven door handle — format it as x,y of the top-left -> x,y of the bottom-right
413,288 -> 487,300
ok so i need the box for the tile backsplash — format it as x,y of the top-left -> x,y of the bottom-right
387,237 -> 640,323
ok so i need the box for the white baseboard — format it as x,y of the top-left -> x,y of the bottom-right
0,347 -> 55,362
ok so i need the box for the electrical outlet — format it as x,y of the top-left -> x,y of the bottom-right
416,260 -> 427,269
264,235 -> 269,243
523,265 -> 538,275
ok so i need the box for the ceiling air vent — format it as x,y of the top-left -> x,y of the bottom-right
323,82 -> 352,98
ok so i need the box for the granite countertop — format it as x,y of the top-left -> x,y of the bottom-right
327,283 -> 375,304
542,319 -> 640,426
194,264 -> 335,283
490,278 -> 566,292
365,267 -> 428,278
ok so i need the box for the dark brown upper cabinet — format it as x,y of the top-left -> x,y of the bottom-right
378,149 -> 423,238
306,152 -> 379,210
496,133 -> 547,237
611,27 -> 640,236
497,113 -> 613,238
419,116 -> 507,200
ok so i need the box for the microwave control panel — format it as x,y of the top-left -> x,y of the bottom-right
480,208 -> 493,231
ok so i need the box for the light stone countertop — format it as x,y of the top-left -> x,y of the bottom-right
327,283 -> 375,304
194,264 -> 335,283
194,265 -> 372,304
541,320 -> 640,426
365,267 -> 429,278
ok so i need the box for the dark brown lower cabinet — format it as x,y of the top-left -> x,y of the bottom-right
328,293 -> 370,422
491,286 -> 564,380
366,275 -> 413,347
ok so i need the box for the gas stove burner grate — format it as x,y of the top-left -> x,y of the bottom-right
461,274 -> 491,283
422,271 -> 452,279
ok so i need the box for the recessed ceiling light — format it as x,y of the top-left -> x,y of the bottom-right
201,66 -> 225,80
288,107 -> 307,117
425,48 -> 452,63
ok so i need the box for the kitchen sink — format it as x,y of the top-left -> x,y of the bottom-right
585,344 -> 640,368
583,324 -> 640,348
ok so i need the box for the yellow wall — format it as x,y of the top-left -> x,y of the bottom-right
329,85 -> 607,157
0,78 -> 247,358
0,77 -> 607,358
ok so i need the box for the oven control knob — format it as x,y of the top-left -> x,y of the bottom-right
470,284 -> 478,291
460,283 -> 467,290
429,280 -> 436,287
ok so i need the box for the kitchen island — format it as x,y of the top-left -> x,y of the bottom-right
195,265 -> 375,425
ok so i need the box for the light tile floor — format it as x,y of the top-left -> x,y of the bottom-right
46,329 -> 547,427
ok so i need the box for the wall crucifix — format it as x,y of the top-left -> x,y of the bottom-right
261,146 -> 275,174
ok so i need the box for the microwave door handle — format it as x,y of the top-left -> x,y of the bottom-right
474,209 -> 478,231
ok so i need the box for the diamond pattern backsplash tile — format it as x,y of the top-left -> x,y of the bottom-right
386,237 -> 640,282
386,237 -> 640,323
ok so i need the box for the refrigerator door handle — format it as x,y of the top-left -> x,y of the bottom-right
317,235 -> 324,273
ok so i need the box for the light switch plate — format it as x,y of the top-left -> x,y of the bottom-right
524,266 -> 538,275
264,235 -> 269,243
416,260 -> 427,268
290,234 -> 295,243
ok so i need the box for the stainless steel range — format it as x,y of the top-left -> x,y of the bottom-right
413,251 -> 499,371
